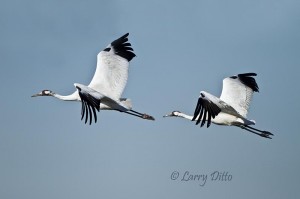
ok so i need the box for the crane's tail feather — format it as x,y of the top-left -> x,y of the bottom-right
250,120 -> 256,124
120,98 -> 132,110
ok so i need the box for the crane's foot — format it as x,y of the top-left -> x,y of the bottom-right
260,133 -> 272,139
143,114 -> 155,121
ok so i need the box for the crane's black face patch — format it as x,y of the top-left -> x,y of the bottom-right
230,76 -> 237,79
103,47 -> 111,52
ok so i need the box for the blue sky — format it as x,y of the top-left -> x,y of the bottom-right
1,0 -> 300,198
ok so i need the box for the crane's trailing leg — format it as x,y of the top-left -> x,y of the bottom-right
121,110 -> 155,120
142,114 -> 155,120
130,110 -> 155,120
240,125 -> 273,139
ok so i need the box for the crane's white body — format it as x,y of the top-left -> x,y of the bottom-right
196,90 -> 256,126
74,83 -> 131,112
164,73 -> 272,138
176,111 -> 255,126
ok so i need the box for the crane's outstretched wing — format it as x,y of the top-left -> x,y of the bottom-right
192,91 -> 222,128
75,83 -> 131,125
88,33 -> 136,100
75,84 -> 102,125
220,73 -> 259,117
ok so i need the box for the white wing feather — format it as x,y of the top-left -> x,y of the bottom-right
220,74 -> 258,117
88,33 -> 135,101
201,91 -> 242,118
88,51 -> 129,100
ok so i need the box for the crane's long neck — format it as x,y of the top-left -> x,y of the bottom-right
176,112 -> 208,122
177,112 -> 194,120
52,91 -> 80,101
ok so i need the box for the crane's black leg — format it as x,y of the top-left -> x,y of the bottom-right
245,125 -> 273,136
128,110 -> 155,120
122,111 -> 145,119
117,109 -> 155,120
240,125 -> 273,139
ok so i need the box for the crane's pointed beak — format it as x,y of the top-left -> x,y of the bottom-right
31,93 -> 42,97
163,113 -> 172,117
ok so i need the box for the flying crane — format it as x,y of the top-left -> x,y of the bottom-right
32,33 -> 155,124
164,73 -> 273,139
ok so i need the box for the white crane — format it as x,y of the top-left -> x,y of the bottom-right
164,73 -> 273,139
32,33 -> 155,124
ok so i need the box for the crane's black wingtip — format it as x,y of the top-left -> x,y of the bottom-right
123,33 -> 129,37
235,73 -> 259,92
77,86 -> 101,125
192,96 -> 221,128
238,73 -> 257,77
111,33 -> 136,62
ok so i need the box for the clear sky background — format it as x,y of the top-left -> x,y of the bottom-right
1,0 -> 300,198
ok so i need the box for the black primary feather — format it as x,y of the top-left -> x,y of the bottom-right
232,73 -> 259,92
192,98 -> 201,121
201,110 -> 207,127
207,111 -> 211,128
193,97 -> 221,128
81,99 -> 85,120
77,90 -> 100,125
111,33 -> 136,61
196,104 -> 204,125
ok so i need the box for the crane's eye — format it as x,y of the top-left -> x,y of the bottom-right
43,90 -> 51,95
103,47 -> 111,52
